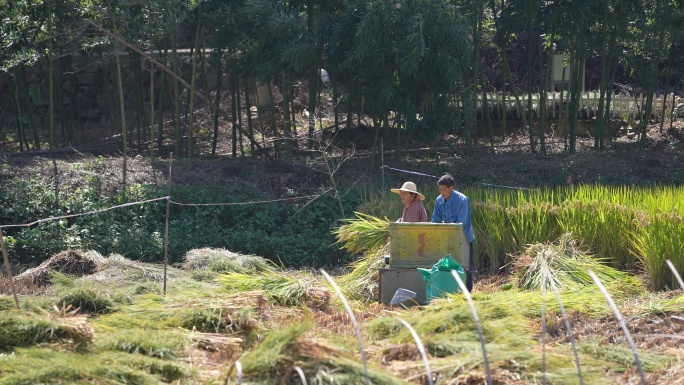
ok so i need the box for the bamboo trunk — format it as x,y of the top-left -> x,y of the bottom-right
170,28 -> 181,157
211,50 -> 222,158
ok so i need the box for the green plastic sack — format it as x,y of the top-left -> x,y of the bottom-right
418,254 -> 466,300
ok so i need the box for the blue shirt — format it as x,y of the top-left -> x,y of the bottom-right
431,191 -> 475,243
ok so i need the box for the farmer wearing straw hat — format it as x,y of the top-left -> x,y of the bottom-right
391,181 -> 428,223
431,174 -> 475,292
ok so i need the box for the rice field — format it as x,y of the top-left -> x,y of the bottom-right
357,184 -> 684,291
1,183 -> 683,384
0,239 -> 682,385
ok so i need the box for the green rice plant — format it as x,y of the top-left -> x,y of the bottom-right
98,329 -> 186,359
368,294 -> 534,349
93,294 -> 168,332
48,271 -> 76,287
638,186 -> 684,215
556,201 -> 639,269
57,286 -> 114,314
0,311 -> 93,349
512,233 -> 636,291
472,202 -> 511,274
190,269 -> 217,281
626,291 -> 684,315
507,203 -> 560,252
217,270 -> 323,307
633,211 -> 684,291
333,212 -> 391,254
240,320 -> 411,385
355,183 -> 437,219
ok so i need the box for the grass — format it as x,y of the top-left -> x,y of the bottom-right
1,181 -> 683,384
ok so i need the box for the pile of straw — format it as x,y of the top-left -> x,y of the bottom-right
15,250 -> 105,287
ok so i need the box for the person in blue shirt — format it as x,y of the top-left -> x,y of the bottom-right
431,174 -> 475,291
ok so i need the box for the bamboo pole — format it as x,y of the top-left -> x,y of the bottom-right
1,227 -> 20,308
163,154 -> 173,295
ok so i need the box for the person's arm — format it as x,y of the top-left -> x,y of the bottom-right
458,197 -> 475,243
431,199 -> 442,223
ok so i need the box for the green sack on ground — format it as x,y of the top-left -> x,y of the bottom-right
417,254 -> 466,300
435,254 -> 462,271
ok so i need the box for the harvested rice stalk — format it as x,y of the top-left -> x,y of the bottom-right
183,248 -> 275,274
511,233 -> 637,291
337,244 -> 388,301
334,212 -> 391,254
14,250 -> 104,287
0,310 -> 93,348
240,320 -> 313,376
217,270 -> 328,307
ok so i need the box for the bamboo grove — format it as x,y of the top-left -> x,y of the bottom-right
1,0 -> 683,160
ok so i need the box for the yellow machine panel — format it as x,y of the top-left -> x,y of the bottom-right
388,222 -> 464,268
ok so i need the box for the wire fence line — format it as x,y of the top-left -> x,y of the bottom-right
168,193 -> 330,207
0,196 -> 171,229
0,187 -> 333,302
0,194 -> 331,229
381,165 -> 535,191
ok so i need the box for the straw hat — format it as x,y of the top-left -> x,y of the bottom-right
391,181 -> 425,201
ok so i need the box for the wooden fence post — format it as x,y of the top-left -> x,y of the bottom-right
0,227 -> 20,309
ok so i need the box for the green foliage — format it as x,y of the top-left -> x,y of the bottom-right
167,184 -> 357,267
0,162 -> 357,268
